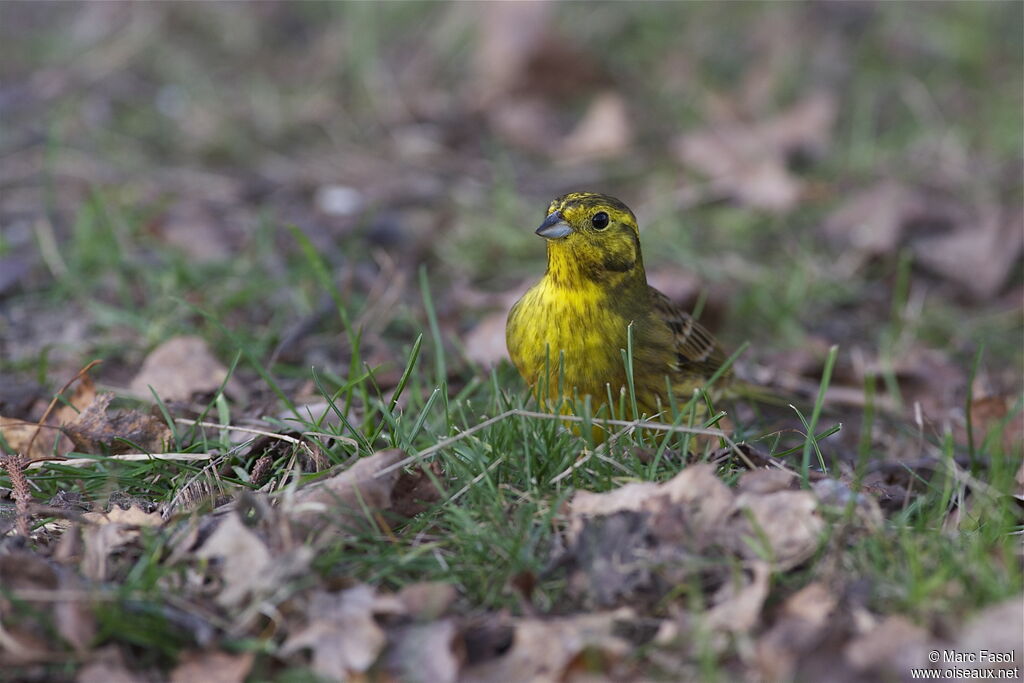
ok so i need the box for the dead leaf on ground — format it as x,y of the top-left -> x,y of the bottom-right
822,181 -> 922,259
469,1 -> 551,106
463,310 -> 510,369
727,489 -> 824,570
469,2 -> 603,107
154,201 -> 233,263
0,551 -> 96,663
558,91 -> 634,164
383,619 -> 462,683
912,204 -> 1023,301
130,336 -> 245,403
824,182 -> 1022,300
756,582 -> 840,681
960,394 -> 1024,456
82,504 -> 164,527
75,645 -> 149,683
0,374 -> 96,461
396,581 -> 458,621
285,449 -> 439,533
675,91 -> 836,212
169,650 -> 254,683
191,511 -> 312,610
81,521 -> 140,582
281,585 -> 405,680
564,463 -> 823,607
843,615 -> 929,673
704,561 -> 771,633
955,596 -> 1024,675
461,610 -> 633,683
63,393 -> 171,455
79,505 -> 165,581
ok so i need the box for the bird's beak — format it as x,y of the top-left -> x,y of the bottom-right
535,211 -> 572,239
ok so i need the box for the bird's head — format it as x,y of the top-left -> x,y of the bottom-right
536,192 -> 644,284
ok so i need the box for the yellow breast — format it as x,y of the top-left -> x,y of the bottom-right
506,278 -> 633,411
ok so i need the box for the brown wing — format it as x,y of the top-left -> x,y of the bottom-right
649,286 -> 729,380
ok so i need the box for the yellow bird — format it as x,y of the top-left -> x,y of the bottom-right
506,192 -> 729,426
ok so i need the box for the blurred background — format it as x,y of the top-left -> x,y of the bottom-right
1,2 -> 1021,415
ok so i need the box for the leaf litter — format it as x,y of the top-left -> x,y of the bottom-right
2,3 -> 1022,681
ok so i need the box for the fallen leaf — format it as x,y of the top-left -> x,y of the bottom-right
704,561 -> 771,633
955,596 -> 1024,675
843,615 -> 929,673
756,582 -> 840,681
564,465 -> 735,606
383,619 -> 462,683
963,394 -> 1024,456
63,393 -> 171,454
737,468 -> 797,495
675,91 -> 836,212
170,650 -> 254,683
912,204 -> 1023,300
81,522 -> 139,581
288,449 -> 405,536
461,610 -> 633,683
281,585 -> 404,679
130,336 -> 244,403
822,181 -> 920,257
156,202 -> 233,263
82,504 -> 164,527
192,512 -> 271,609
0,551 -> 96,663
727,489 -> 823,570
463,311 -> 510,369
76,645 -> 147,683
470,1 -> 552,106
0,374 -> 96,461
558,91 -> 633,164
397,582 -> 458,621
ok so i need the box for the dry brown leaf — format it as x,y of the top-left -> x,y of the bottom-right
281,585 -> 405,679
130,336 -> 243,403
568,463 -> 733,543
461,610 -> 632,683
737,468 -> 797,495
192,512 -> 271,609
565,464 -> 829,607
463,310 -> 510,369
289,448 -> 405,536
170,650 -> 254,683
82,522 -> 139,581
955,596 -> 1024,675
470,1 -> 552,106
728,489 -> 823,570
558,92 -> 633,164
844,615 -> 929,673
63,393 -> 171,455
156,202 -> 233,263
82,504 -> 163,527
675,91 -> 836,212
822,180 -> 920,257
397,581 -> 458,621
0,551 -> 96,663
964,394 -> 1024,456
0,375 -> 96,461
704,561 -> 771,633
913,205 -> 1023,301
76,645 -> 148,683
755,582 -> 839,681
565,464 -> 737,606
384,619 -> 462,683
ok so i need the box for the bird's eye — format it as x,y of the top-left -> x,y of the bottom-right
591,211 -> 610,230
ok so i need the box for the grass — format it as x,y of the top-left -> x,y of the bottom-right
1,2 -> 1021,678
